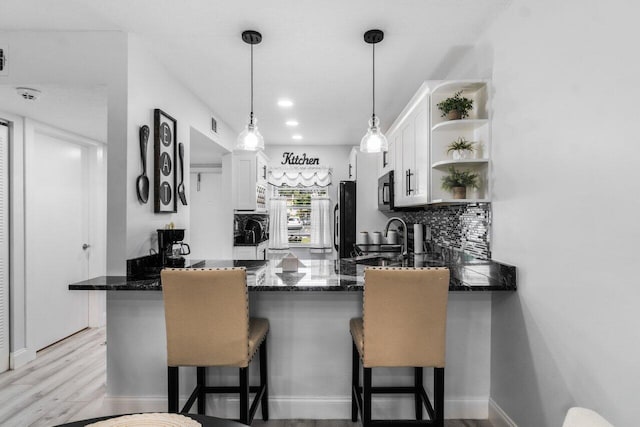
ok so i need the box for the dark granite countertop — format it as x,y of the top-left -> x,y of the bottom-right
69,252 -> 516,292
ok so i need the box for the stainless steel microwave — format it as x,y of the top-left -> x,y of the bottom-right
378,171 -> 395,212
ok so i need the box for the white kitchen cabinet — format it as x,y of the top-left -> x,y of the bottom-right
232,151 -> 269,211
429,81 -> 491,203
378,136 -> 394,177
386,80 -> 491,207
347,147 -> 357,181
233,241 -> 268,260
389,83 -> 430,207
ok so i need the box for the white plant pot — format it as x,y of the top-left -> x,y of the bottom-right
452,150 -> 471,160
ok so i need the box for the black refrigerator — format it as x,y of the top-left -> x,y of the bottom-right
334,181 -> 356,258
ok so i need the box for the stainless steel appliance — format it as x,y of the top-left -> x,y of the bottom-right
157,229 -> 190,267
334,180 -> 356,258
378,171 -> 395,212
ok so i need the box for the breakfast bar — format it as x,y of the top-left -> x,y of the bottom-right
69,253 -> 515,419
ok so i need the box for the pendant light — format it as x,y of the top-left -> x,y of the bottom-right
360,29 -> 388,153
236,30 -> 265,151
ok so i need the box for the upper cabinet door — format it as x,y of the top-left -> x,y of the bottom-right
347,147 -> 357,181
232,151 -> 269,211
378,134 -> 394,177
394,88 -> 430,207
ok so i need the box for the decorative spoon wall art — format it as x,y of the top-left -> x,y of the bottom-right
136,125 -> 150,203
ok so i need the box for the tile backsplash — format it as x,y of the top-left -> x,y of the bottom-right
396,203 -> 491,260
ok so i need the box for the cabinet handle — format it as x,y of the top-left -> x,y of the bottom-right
406,169 -> 414,195
348,164 -> 352,179
405,170 -> 409,196
263,165 -> 267,180
383,151 -> 388,168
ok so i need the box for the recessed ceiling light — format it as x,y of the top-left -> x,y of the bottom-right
277,99 -> 294,108
292,134 -> 303,140
285,120 -> 299,127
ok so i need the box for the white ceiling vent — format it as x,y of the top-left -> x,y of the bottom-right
0,44 -> 7,76
16,87 -> 41,101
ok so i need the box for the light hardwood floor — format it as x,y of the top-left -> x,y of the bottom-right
0,327 -> 106,426
0,328 -> 492,427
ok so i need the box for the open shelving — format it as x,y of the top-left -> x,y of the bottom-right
429,80 -> 491,204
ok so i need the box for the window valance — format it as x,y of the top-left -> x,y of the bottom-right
268,167 -> 332,188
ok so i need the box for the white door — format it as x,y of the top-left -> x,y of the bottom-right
25,125 -> 90,351
0,122 -> 9,372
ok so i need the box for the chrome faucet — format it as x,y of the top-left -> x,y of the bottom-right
384,217 -> 408,258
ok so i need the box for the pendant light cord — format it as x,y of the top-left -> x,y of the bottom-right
372,42 -> 376,118
250,43 -> 254,119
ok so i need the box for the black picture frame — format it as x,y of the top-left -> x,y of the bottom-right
154,109 -> 177,213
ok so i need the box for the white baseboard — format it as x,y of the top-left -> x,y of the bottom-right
489,398 -> 517,427
10,347 -> 36,369
102,395 -> 489,420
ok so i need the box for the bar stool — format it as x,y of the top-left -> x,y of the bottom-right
161,267 -> 269,425
350,267 -> 450,427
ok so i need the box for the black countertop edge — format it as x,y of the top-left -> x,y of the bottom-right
69,275 -> 515,292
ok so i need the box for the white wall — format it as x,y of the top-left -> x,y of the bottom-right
445,1 -> 640,425
125,35 -> 235,260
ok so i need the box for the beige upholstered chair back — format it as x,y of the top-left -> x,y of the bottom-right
362,267 -> 449,368
162,268 -> 250,367
562,407 -> 614,427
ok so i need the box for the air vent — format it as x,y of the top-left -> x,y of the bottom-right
16,87 -> 41,101
0,44 -> 7,76
211,117 -> 217,134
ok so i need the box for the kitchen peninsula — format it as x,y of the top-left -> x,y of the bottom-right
70,253 -> 515,419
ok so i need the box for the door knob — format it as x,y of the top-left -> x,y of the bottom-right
82,243 -> 91,250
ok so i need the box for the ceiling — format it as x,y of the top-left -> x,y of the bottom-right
0,85 -> 107,142
0,0 -> 510,147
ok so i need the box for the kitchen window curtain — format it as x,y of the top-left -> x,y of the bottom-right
309,195 -> 332,252
268,167 -> 332,187
268,197 -> 289,250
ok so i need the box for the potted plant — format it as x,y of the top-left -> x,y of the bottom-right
446,137 -> 475,160
441,166 -> 479,199
436,90 -> 474,120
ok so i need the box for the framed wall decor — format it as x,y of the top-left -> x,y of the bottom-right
154,109 -> 177,213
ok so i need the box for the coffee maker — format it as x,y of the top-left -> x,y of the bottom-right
157,229 -> 190,267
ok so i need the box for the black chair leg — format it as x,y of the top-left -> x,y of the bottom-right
363,367 -> 372,427
351,342 -> 359,422
415,367 -> 423,420
197,366 -> 206,415
239,367 -> 249,425
260,338 -> 269,421
434,367 -> 445,427
168,366 -> 179,413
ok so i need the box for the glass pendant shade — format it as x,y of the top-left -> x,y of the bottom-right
236,113 -> 264,151
360,115 -> 388,153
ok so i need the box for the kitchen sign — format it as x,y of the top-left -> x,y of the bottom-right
281,152 -> 320,165
154,109 -> 177,213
